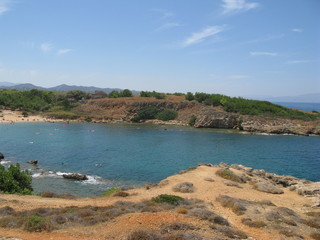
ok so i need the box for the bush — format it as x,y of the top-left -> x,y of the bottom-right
127,230 -> 163,240
188,115 -> 197,126
0,164 -> 33,194
132,107 -> 159,122
140,91 -> 165,99
156,110 -> 178,121
241,218 -> 267,228
121,89 -> 133,97
216,168 -> 245,183
172,182 -> 194,193
185,92 -> 194,101
151,194 -> 183,205
24,216 -> 52,232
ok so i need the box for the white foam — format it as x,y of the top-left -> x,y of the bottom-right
0,160 -> 11,165
81,175 -> 104,185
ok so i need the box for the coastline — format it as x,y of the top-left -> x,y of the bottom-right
1,110 -> 319,136
0,163 -> 319,240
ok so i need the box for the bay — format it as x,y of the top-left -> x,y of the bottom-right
0,122 -> 319,197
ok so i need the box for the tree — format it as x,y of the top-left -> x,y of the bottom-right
185,92 -> 194,101
108,91 -> 120,98
121,89 -> 133,97
0,164 -> 33,194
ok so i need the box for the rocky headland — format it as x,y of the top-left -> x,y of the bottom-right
73,96 -> 320,136
0,163 -> 319,240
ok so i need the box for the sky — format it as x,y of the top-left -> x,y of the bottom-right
0,0 -> 319,97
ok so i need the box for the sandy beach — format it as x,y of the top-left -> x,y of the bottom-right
0,110 -> 64,123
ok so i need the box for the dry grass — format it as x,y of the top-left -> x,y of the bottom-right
216,195 -> 247,215
176,207 -> 188,214
172,182 -> 194,193
215,168 -> 245,183
241,218 -> 267,228
127,229 -> 163,240
310,232 -> 320,240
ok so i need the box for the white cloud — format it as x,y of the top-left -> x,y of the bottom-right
150,8 -> 174,18
221,0 -> 259,15
292,28 -> 303,33
153,22 -> 182,32
0,0 -> 13,16
250,51 -> 278,56
40,43 -> 53,53
57,49 -> 72,55
183,25 -> 226,47
287,60 -> 310,64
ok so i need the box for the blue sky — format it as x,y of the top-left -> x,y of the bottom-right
0,0 -> 319,97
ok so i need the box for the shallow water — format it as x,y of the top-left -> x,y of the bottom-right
0,122 -> 319,197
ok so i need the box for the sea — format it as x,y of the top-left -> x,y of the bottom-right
0,122 -> 319,197
272,102 -> 320,112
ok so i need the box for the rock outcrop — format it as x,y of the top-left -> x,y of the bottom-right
74,97 -> 320,136
62,173 -> 88,181
27,160 -> 38,165
0,152 -> 4,160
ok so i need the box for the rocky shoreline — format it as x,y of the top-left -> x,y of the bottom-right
0,162 -> 319,240
74,98 -> 320,136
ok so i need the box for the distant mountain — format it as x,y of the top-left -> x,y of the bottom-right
0,82 -> 19,87
0,83 -> 45,91
47,84 -> 125,93
264,93 -> 320,103
0,83 -> 139,94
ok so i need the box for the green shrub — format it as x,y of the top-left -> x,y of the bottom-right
151,194 -> 183,205
132,107 -> 159,122
0,164 -> 33,194
188,115 -> 197,126
84,117 -> 92,122
156,109 -> 178,121
101,187 -> 120,196
185,92 -> 194,101
121,89 -> 133,97
24,216 -> 51,232
140,91 -> 165,99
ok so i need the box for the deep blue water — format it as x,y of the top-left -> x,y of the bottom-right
0,122 -> 319,197
273,102 -> 320,112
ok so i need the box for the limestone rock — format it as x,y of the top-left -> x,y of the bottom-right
62,173 -> 88,181
253,181 -> 284,194
27,160 -> 38,165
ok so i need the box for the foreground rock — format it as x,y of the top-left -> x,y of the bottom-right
26,160 -> 38,165
0,152 -> 4,160
62,173 -> 88,181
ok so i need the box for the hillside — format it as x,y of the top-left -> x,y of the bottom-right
73,95 -> 320,136
0,163 -> 319,240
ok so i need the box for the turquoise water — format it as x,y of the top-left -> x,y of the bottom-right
0,122 -> 319,197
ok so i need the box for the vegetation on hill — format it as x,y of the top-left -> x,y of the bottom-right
108,89 -> 133,98
140,91 -> 166,99
185,92 -> 317,120
132,106 -> 178,122
0,164 -> 33,195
